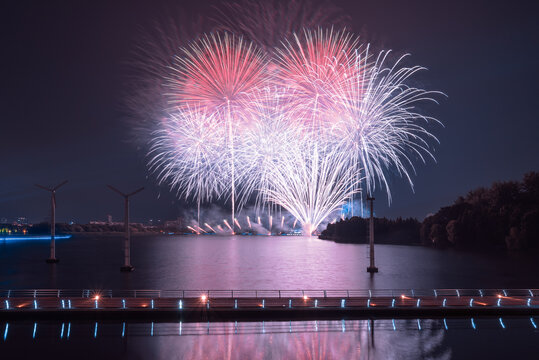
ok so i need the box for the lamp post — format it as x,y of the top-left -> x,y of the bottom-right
366,196 -> 378,273
36,180 -> 68,263
107,185 -> 144,272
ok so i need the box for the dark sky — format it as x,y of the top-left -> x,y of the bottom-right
1,0 -> 538,224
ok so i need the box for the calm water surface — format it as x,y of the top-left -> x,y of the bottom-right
1,235 -> 538,359
1,234 -> 538,289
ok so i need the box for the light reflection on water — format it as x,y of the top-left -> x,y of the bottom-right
1,318 -> 539,359
1,235 -> 539,290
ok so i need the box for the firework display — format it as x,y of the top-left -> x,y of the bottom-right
142,4 -> 442,235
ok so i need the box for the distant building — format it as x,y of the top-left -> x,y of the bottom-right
0,217 -> 8,224
16,217 -> 28,226
107,214 -> 113,225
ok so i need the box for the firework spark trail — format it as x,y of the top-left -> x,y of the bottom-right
205,223 -> 217,233
214,0 -> 351,52
146,23 -> 442,235
148,106 -> 226,223
332,48 -> 444,201
166,32 -> 269,230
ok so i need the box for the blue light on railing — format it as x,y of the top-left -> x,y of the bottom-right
32,323 -> 37,339
434,289 -> 438,297
68,300 -> 72,309
67,323 -> 71,339
122,322 -> 125,337
531,318 -> 537,329
289,299 -> 292,308
5,300 -> 9,310
4,323 -> 8,341
529,289 -> 534,297
417,319 -> 421,330
151,299 -> 154,309
443,318 -> 448,330
122,299 -> 126,309
94,322 -> 98,338
469,298 -> 474,307
497,298 -> 501,307
34,300 -> 38,309
0,235 -> 72,241
179,321 -> 182,336
61,300 -> 65,309
341,319 -> 346,332
527,298 -> 531,307
314,299 -> 318,308
341,299 -> 345,308
443,298 -> 447,307
502,290 -> 507,297
179,300 -> 183,310
392,319 -> 396,331
392,298 -> 395,308
151,322 -> 154,336
471,318 -> 476,330
499,318 -> 505,329
60,323 -> 64,339
416,299 -> 421,308
479,289 -> 483,297
367,299 -> 370,308
95,299 -> 98,309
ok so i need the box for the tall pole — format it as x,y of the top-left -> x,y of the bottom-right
36,180 -> 67,263
366,196 -> 378,273
108,185 -> 144,272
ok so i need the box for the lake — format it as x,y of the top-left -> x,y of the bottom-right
1,234 -> 538,359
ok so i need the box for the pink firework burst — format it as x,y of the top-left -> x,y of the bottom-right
166,32 -> 269,119
274,28 -> 359,130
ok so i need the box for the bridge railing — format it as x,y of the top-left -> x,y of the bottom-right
0,288 -> 536,299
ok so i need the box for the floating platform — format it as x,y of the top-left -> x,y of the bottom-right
1,289 -> 537,322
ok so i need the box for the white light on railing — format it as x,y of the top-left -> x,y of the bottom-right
178,300 -> 183,310
234,299 -> 237,309
443,299 -> 447,307
528,298 -> 531,307
416,299 -> 420,308
341,299 -> 345,308
497,298 -> 501,307
469,298 -> 474,307
289,299 -> 292,308
34,300 -> 38,309
151,299 -> 154,309
262,299 -> 265,308
5,300 -> 9,310
392,298 -> 395,308
314,299 -> 318,308
122,299 -> 126,309
367,299 -> 370,308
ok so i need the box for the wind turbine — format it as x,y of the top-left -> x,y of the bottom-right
107,185 -> 144,272
35,180 -> 68,263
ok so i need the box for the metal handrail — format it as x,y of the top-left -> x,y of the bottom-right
0,288 -> 537,299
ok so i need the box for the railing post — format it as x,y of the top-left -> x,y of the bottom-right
255,290 -> 258,298
347,290 -> 350,298
324,290 -> 327,299
279,290 -> 281,298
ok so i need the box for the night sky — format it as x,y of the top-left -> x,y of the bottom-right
1,0 -> 538,224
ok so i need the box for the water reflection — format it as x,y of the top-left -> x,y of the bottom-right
3,318 -> 538,359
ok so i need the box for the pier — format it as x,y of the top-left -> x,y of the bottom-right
1,289 -> 538,322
